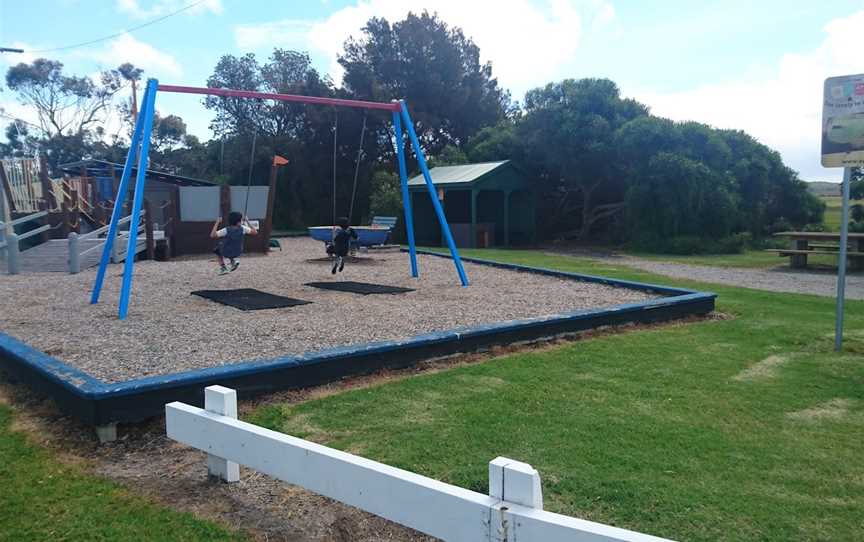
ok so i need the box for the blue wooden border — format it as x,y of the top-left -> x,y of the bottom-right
0,256 -> 716,426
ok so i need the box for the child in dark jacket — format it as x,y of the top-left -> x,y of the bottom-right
210,211 -> 258,275
330,217 -> 358,274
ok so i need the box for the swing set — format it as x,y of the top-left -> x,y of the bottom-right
90,79 -> 469,320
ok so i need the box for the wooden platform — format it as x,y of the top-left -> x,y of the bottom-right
3,238 -> 146,274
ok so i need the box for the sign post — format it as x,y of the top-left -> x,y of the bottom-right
822,74 -> 864,352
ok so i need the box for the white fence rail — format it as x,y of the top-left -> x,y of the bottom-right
166,386 -> 673,542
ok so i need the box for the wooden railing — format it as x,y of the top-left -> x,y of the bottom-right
0,210 -> 53,274
68,210 -> 148,274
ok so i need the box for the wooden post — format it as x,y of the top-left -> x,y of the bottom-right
262,164 -> 279,249
61,192 -> 71,238
39,155 -> 56,209
37,200 -> 50,243
109,163 -> 119,204
68,232 -> 80,274
6,232 -> 19,274
144,199 -> 155,261
95,201 -> 106,226
791,238 -> 808,268
70,189 -> 80,234
503,190 -> 511,248
0,162 -> 16,213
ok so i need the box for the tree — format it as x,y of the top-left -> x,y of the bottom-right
852,167 -> 863,200
626,152 -> 738,251
204,49 -> 379,227
427,145 -> 468,168
340,11 -> 511,156
5,59 -> 125,138
153,113 -> 187,151
519,78 -> 649,239
465,121 -> 522,163
204,49 -> 333,137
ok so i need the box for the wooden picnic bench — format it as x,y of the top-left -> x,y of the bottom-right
768,231 -> 864,270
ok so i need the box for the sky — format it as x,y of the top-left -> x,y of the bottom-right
1,0 -> 863,182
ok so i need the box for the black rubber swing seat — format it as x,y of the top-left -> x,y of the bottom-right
192,288 -> 312,310
304,281 -> 415,295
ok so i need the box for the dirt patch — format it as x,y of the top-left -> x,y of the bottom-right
732,354 -> 791,381
787,398 -> 856,422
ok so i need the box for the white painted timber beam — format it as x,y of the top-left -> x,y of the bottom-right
166,387 -> 675,542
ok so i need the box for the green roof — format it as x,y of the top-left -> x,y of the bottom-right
407,161 -> 509,187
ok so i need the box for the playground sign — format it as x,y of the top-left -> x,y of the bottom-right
822,73 -> 864,167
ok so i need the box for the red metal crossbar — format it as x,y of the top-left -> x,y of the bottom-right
157,84 -> 401,112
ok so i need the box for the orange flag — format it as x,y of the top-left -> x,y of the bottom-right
272,155 -> 289,166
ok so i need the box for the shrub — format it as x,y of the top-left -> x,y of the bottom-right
630,233 -> 749,255
801,223 -> 826,232
767,217 -> 793,234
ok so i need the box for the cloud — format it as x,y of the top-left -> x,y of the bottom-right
84,33 -> 183,78
116,0 -> 222,19
234,0 -> 614,98
234,20 -> 315,51
629,9 -> 864,182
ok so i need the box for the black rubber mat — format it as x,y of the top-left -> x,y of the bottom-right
304,281 -> 415,295
192,289 -> 312,310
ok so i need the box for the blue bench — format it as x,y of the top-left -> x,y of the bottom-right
371,216 -> 398,230
371,216 -> 397,245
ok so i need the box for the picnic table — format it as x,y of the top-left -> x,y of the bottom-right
768,231 -> 864,270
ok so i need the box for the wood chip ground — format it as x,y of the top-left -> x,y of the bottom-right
0,238 -> 657,383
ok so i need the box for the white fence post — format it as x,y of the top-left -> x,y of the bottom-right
68,232 -> 80,274
489,456 -> 543,509
6,232 -> 19,275
166,387 -> 675,542
204,386 -> 240,483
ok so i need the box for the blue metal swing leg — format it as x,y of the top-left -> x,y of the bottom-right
117,79 -> 159,320
399,101 -> 469,287
90,81 -> 153,305
392,110 -> 418,278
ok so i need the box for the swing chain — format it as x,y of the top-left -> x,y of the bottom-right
348,111 -> 368,225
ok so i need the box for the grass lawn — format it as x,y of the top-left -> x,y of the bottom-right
823,196 -> 864,232
251,250 -> 864,542
0,404 -> 243,542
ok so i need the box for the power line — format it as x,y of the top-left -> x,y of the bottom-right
28,0 -> 208,54
0,112 -> 41,131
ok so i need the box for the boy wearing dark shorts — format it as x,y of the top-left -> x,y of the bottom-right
210,211 -> 258,275
330,217 -> 358,274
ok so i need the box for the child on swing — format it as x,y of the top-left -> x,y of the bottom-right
329,216 -> 357,274
211,211 -> 258,275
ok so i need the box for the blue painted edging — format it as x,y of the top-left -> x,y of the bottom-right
0,256 -> 716,426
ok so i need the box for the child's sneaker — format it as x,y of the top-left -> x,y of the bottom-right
218,266 -> 230,275
230,260 -> 240,272
338,259 -> 345,272
331,260 -> 338,274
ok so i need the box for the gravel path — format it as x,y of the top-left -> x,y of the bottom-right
552,251 -> 864,300
0,238 -> 656,383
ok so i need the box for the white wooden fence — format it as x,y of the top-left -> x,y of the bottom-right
166,386 -> 674,542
